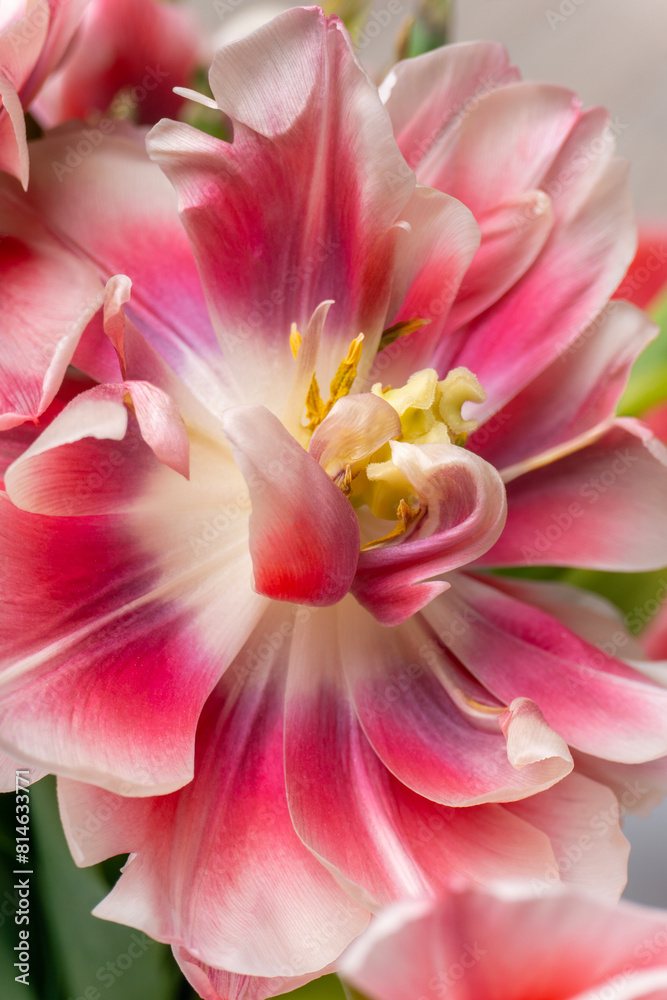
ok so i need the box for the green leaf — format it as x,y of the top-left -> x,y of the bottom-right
283,973 -> 347,1000
619,288 -> 667,416
558,567 -> 667,631
25,777 -> 186,1000
400,0 -> 454,58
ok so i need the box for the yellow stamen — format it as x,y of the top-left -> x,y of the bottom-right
305,373 -> 326,431
455,690 -> 505,715
378,317 -> 430,352
325,333 -> 364,416
360,498 -> 422,550
294,330 -> 365,433
289,323 -> 302,359
335,464 -> 353,496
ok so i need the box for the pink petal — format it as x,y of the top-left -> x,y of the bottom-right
442,189 -> 555,334
24,128 -> 230,413
381,46 -> 568,343
5,379 -> 189,515
20,1 -> 91,107
422,572 -> 667,763
480,419 -> 667,571
476,572 -> 646,663
435,108 -> 636,418
0,71 -> 28,186
175,948 -> 331,1000
0,416 -> 266,792
0,3 -> 49,188
643,611 -> 667,660
352,441 -> 506,625
0,0 -> 89,185
469,301 -> 656,472
308,393 -> 401,479
414,81 -> 582,219
58,626 -> 369,976
35,0 -> 203,127
0,752 -> 46,791
506,773 -> 629,898
285,601 -> 560,908
98,274 -> 224,441
341,885 -> 667,1000
222,405 -> 360,606
380,41 -> 519,173
572,750 -> 667,819
372,184 -> 480,386
339,598 -> 572,806
147,7 -> 416,409
0,370 -> 97,479
0,181 -> 103,428
0,493 -> 224,793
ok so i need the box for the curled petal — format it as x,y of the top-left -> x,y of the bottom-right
353,441 -> 506,625
309,393 -> 401,479
376,185 -> 481,385
222,405 -> 360,606
5,380 -> 189,516
0,0 -> 89,185
339,599 -> 572,806
499,698 -> 572,772
423,572 -> 667,764
25,129 -> 229,412
175,948 -> 331,1000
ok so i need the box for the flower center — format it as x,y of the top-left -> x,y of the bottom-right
352,366 -> 486,546
289,316 -> 486,550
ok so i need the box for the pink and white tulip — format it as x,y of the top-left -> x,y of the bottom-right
0,0 -> 89,186
2,7 -> 667,996
341,884 -> 667,1000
